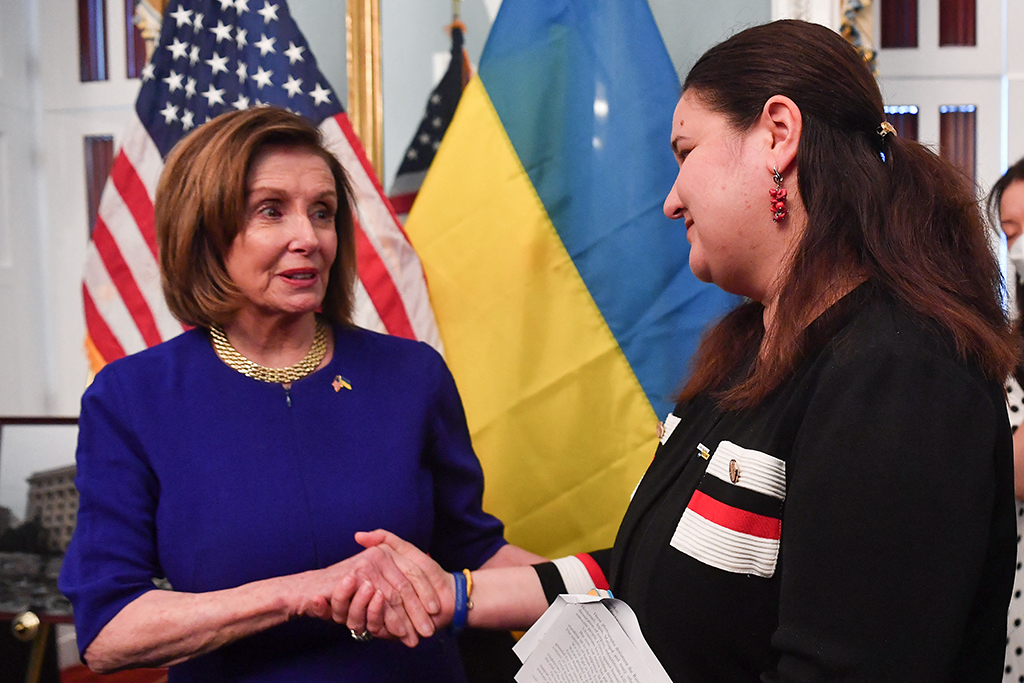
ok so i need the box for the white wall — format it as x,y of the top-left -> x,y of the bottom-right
0,0 -> 51,413
1010,0 -> 1024,166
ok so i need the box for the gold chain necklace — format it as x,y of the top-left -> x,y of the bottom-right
209,321 -> 327,384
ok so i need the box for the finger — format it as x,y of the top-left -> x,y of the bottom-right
371,557 -> 435,640
355,546 -> 439,634
359,531 -> 446,601
355,529 -> 387,548
299,594 -> 330,620
361,539 -> 443,614
366,587 -> 388,638
382,547 -> 442,624
378,591 -> 420,648
330,573 -> 359,624
346,580 -> 377,636
357,530 -> 430,565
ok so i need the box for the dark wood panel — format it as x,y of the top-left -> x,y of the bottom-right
77,0 -> 108,82
83,136 -> 114,237
881,0 -> 918,48
884,107 -> 919,142
125,0 -> 148,78
939,0 -> 976,46
939,107 -> 977,183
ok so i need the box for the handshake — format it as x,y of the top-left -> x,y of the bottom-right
291,530 -> 547,648
292,529 -> 459,648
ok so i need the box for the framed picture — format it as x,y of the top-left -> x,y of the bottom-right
0,417 -> 79,620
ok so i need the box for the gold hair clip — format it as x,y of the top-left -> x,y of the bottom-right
878,121 -> 897,139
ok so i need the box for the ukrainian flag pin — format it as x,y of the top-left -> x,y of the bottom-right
332,375 -> 352,392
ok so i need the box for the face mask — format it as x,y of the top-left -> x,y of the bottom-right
1011,238 -> 1024,280
1006,238 -> 1024,319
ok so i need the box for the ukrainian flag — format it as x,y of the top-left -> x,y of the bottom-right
405,0 -> 739,557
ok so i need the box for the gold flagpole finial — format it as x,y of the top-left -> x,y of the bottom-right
453,0 -> 462,20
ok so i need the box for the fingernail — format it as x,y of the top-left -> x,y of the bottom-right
428,600 -> 439,614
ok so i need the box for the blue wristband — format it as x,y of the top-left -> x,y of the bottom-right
451,570 -> 468,635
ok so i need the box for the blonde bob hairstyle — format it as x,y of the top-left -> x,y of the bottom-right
155,107 -> 356,329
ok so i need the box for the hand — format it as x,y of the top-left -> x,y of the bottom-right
355,530 -> 457,634
287,544 -> 441,647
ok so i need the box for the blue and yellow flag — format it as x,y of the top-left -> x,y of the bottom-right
405,0 -> 739,557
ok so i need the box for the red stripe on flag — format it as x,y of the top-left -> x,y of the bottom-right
686,490 -> 781,540
574,553 -> 610,590
108,152 -> 158,259
353,217 -> 417,339
83,284 -> 126,363
329,113 -> 411,237
388,192 -> 417,215
91,217 -> 163,348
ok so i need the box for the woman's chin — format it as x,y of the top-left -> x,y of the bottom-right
241,298 -> 325,322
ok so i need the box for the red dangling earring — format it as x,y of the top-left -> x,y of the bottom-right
769,166 -> 787,222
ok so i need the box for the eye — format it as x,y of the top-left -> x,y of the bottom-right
312,204 -> 336,221
257,202 -> 282,218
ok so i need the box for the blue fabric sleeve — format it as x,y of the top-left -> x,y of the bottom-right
421,344 -> 507,571
58,367 -> 160,659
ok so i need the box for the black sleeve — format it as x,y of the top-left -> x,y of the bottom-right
769,343 -> 1014,682
532,562 -> 566,605
532,548 -> 614,605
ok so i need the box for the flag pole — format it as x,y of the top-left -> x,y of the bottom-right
346,0 -> 384,181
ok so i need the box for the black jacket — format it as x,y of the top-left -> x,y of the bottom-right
547,283 -> 1016,682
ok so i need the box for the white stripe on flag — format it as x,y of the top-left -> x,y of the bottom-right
351,278 -> 388,334
390,169 -> 428,197
118,116 -> 164,199
99,177 -> 184,341
83,242 -> 148,356
319,116 -> 443,352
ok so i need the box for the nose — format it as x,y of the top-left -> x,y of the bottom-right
1006,225 -> 1022,249
664,184 -> 685,220
289,214 -> 318,252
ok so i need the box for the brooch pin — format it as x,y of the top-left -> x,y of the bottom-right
729,459 -> 741,483
332,375 -> 352,392
697,443 -> 711,460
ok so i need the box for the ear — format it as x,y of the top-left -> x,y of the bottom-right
758,95 -> 802,176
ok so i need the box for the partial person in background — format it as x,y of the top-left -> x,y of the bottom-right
58,106 -> 541,683
346,20 -> 1019,682
989,157 -> 1024,683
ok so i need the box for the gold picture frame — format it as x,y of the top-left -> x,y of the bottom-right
346,0 -> 384,180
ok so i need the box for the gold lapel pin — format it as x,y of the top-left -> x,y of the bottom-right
729,459 -> 742,483
332,375 -> 352,392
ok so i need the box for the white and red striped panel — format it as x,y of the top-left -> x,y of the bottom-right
552,553 -> 610,595
671,441 -> 786,579
84,111 -> 441,373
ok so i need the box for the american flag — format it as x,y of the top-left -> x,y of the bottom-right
388,22 -> 470,222
83,0 -> 441,373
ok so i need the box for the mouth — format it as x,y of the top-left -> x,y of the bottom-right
279,268 -> 319,283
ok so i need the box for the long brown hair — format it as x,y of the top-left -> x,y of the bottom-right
156,107 -> 357,328
678,20 -> 1016,408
